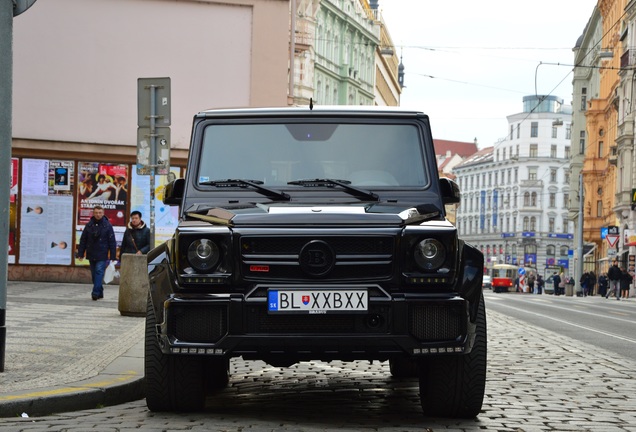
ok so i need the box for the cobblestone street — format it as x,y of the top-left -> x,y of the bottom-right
4,308 -> 636,431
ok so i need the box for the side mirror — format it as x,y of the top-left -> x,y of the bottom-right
439,177 -> 460,204
163,178 -> 185,205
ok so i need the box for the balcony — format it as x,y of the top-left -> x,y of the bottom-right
520,179 -> 543,188
608,146 -> 617,166
621,49 -> 636,69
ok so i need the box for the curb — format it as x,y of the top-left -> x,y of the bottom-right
0,340 -> 145,418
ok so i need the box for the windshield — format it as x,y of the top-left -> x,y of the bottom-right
198,122 -> 428,188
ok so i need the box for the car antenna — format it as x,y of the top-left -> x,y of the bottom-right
309,98 -> 313,110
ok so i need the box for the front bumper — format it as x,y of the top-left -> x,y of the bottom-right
155,291 -> 474,362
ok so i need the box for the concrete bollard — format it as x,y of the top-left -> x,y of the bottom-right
118,253 -> 149,317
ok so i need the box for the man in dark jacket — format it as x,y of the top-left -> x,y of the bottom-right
606,261 -> 622,300
77,206 -> 117,300
120,211 -> 151,255
552,272 -> 561,296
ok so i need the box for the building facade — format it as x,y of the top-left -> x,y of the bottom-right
10,0 -> 291,282
454,96 -> 573,277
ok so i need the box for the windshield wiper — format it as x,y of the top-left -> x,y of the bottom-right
288,178 -> 379,202
200,179 -> 290,201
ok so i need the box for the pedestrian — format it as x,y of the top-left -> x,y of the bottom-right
580,272 -> 588,297
120,210 -> 151,256
598,272 -> 608,297
589,271 -> 597,296
620,267 -> 632,300
552,272 -> 561,296
528,272 -> 536,294
606,261 -> 622,300
77,205 -> 117,300
558,271 -> 566,296
536,274 -> 544,295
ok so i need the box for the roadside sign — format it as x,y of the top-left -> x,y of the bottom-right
138,78 -> 171,127
137,127 -> 170,175
608,248 -> 617,257
607,234 -> 619,248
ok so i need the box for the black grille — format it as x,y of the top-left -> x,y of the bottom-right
409,303 -> 464,341
169,305 -> 228,343
240,236 -> 394,281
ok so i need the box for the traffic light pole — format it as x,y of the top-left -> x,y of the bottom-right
0,0 -> 13,373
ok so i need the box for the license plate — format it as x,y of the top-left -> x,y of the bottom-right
267,289 -> 368,314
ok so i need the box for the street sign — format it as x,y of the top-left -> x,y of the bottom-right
138,78 -> 171,127
607,234 -> 619,248
137,127 -> 170,175
13,0 -> 37,16
608,248 -> 617,257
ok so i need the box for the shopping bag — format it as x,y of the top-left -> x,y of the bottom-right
104,260 -> 119,284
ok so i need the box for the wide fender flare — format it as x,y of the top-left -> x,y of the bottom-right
457,240 -> 484,323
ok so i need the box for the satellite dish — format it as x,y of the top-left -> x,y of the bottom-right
13,0 -> 38,17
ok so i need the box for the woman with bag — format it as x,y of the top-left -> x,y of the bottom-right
120,211 -> 151,255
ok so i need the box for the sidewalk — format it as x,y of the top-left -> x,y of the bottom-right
0,281 -> 145,418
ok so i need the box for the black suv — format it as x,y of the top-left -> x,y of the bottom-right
145,106 -> 486,418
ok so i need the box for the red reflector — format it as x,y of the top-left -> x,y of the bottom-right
250,265 -> 269,272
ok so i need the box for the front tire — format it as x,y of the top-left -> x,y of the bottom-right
418,294 -> 487,418
145,294 -> 207,412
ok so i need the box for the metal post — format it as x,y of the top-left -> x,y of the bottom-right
149,86 -> 156,248
576,172 -> 584,294
0,0 -> 14,373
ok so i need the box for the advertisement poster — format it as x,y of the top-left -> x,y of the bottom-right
77,162 -> 128,227
19,159 -> 74,265
624,229 -> 636,247
8,158 -> 19,263
131,168 -> 180,248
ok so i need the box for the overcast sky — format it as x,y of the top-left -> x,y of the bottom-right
379,0 -> 598,148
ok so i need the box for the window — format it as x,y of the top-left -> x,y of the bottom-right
495,172 -> 498,185
528,167 -> 537,180
562,217 -> 569,233
523,216 -> 529,231
551,145 -> 557,158
597,200 -> 603,217
564,170 -> 570,184
514,168 -> 518,182
566,124 -> 571,139
549,217 -> 555,232
531,122 -> 538,137
552,126 -> 558,139
513,216 -> 517,232
550,169 -> 557,183
524,192 -> 530,206
488,173 -> 492,186
581,87 -> 587,111
516,144 -> 520,157
565,146 -> 571,158
516,124 -> 520,139
510,125 -> 514,140
560,246 -> 568,257
507,169 -> 511,184
529,144 -> 538,158
549,193 -> 556,208
579,130 -> 585,154
496,149 -> 499,161
598,141 -> 604,158
530,216 -> 536,231
531,192 -> 537,206
563,193 -> 569,208
503,148 -> 506,160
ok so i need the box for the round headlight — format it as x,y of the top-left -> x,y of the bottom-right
187,239 -> 220,272
414,239 -> 445,271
